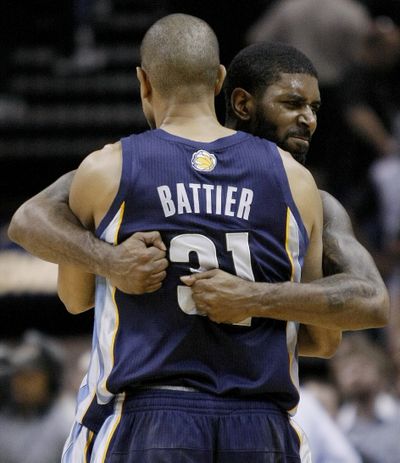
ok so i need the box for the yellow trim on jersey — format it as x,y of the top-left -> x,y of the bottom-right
84,430 -> 94,463
113,201 -> 125,245
109,286 -> 120,380
100,394 -> 125,463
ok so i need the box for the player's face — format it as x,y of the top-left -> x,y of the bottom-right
253,73 -> 320,164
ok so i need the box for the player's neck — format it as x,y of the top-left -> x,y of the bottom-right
157,100 -> 234,142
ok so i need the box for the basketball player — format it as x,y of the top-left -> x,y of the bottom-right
180,41 -> 390,329
57,13 -> 337,462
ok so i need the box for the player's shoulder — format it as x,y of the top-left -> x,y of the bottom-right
278,147 -> 316,189
319,190 -> 353,233
94,141 -> 122,160
78,141 -> 122,174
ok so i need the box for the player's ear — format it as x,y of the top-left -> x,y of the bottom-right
136,66 -> 152,99
231,88 -> 255,121
215,65 -> 227,96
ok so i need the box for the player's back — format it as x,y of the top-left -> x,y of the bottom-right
81,129 -> 309,417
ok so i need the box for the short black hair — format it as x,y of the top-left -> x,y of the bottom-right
224,42 -> 318,120
140,14 -> 220,97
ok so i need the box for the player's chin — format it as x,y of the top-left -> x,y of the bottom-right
291,137 -> 310,151
286,139 -> 309,164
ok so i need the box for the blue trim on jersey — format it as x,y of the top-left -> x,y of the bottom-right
153,128 -> 249,149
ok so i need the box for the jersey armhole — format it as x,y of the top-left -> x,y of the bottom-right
95,136 -> 133,238
270,145 -> 309,248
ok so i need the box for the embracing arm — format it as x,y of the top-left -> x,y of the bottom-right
259,191 -> 388,331
8,170 -> 168,295
180,191 -> 389,337
57,143 -> 124,313
224,188 -> 390,330
57,144 -> 120,313
8,172 -> 85,264
317,190 -> 389,327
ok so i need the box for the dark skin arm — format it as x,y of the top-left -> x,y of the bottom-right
180,191 -> 389,332
319,190 -> 389,326
8,171 -> 168,295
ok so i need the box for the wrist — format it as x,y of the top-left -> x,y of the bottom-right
250,281 -> 294,318
86,231 -> 113,278
246,281 -> 275,317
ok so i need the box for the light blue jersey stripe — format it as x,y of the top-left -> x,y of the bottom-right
62,421 -> 93,463
73,205 -> 124,427
285,207 -> 302,415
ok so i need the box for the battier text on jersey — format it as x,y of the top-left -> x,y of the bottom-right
157,183 -> 254,220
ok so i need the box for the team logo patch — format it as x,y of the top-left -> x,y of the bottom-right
191,150 -> 217,172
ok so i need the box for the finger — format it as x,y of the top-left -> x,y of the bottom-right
145,282 -> 163,293
180,269 -> 218,285
137,231 -> 167,251
145,246 -> 168,261
147,270 -> 167,283
180,275 -> 195,286
153,257 -> 169,271
139,252 -> 166,269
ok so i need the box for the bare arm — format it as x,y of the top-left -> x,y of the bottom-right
318,190 -> 389,327
179,191 -> 389,333
8,171 -> 168,295
58,143 -> 121,313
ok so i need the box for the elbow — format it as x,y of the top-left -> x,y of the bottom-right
355,285 -> 391,329
60,298 -> 94,315
298,327 -> 342,359
58,288 -> 94,315
318,330 -> 343,359
371,289 -> 390,327
7,207 -> 27,245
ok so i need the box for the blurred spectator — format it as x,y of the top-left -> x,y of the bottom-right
361,0 -> 400,26
330,333 -> 400,463
341,18 -> 400,163
296,388 -> 362,463
301,379 -> 339,420
0,344 -> 12,411
297,358 -> 362,462
0,331 -> 75,463
338,18 -> 400,219
247,0 -> 370,87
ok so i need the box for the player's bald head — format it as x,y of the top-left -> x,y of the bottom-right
140,14 -> 220,97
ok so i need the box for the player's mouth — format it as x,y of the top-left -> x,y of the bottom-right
289,133 -> 311,145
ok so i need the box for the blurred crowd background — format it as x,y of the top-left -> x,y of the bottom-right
0,1 -> 400,462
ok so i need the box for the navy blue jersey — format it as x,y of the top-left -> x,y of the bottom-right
76,129 -> 309,423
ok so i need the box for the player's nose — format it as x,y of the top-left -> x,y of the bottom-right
298,106 -> 316,128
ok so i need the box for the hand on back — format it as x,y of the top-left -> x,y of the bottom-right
107,231 -> 168,294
